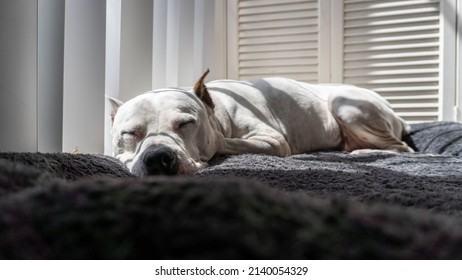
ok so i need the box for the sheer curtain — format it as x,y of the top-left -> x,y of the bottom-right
0,0 -> 39,152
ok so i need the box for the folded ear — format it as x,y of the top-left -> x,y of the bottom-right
193,68 -> 214,110
106,96 -> 124,123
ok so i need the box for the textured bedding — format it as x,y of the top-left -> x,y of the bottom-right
0,121 -> 462,259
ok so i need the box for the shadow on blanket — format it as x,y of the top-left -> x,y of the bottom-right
1,121 -> 462,259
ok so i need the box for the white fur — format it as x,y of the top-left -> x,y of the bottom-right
110,77 -> 412,175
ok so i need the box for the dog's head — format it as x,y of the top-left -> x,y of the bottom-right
108,69 -> 222,176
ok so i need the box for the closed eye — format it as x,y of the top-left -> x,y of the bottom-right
121,124 -> 145,138
178,119 -> 196,129
121,131 -> 138,138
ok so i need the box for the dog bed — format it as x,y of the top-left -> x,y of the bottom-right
0,121 -> 462,259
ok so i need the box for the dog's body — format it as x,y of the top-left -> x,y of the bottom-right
109,70 -> 412,176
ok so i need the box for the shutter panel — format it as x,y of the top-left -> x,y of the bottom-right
342,0 -> 441,123
236,0 -> 319,82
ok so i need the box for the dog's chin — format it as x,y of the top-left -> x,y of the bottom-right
177,159 -> 208,175
128,158 -> 207,176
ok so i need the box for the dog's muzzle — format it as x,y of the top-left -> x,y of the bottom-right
131,145 -> 179,176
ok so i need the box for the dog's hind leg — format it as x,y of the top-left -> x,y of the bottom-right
328,88 -> 413,154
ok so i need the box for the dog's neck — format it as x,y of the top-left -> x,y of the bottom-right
205,106 -> 225,136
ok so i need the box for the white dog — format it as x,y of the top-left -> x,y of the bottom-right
109,69 -> 412,176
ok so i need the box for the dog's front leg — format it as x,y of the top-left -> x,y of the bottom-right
219,135 -> 291,157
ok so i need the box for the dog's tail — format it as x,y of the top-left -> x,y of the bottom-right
399,116 -> 412,136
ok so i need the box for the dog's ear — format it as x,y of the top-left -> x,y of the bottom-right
106,96 -> 124,123
193,68 -> 214,110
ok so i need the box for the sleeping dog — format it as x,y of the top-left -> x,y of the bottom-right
109,69 -> 413,176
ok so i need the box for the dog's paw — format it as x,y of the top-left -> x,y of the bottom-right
350,149 -> 397,155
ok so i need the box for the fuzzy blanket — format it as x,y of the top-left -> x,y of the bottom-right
1,121 -> 462,259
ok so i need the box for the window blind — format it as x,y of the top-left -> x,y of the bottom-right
235,0 -> 319,82
342,0 -> 441,122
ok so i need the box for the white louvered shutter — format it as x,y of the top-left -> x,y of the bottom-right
232,0 -> 319,82
342,0 -> 441,123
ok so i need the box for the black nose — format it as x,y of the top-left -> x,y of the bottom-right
132,146 -> 179,176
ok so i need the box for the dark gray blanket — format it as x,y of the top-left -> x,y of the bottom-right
197,152 -> 462,216
1,121 -> 462,259
197,121 -> 462,216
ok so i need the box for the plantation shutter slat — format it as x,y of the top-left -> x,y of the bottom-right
236,0 -> 319,82
343,0 -> 441,122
